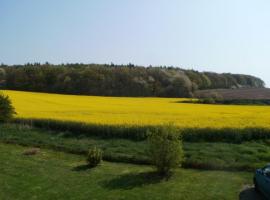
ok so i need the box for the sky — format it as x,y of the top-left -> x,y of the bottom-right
0,0 -> 270,86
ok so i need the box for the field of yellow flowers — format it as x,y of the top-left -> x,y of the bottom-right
3,90 -> 270,128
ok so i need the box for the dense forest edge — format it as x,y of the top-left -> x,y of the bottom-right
0,63 -> 265,97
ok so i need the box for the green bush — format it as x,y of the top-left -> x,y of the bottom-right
0,93 -> 16,122
87,147 -> 102,167
147,124 -> 184,176
198,97 -> 216,104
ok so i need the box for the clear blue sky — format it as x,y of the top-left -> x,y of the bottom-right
1,0 -> 270,86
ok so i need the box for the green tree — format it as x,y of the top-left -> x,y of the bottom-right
0,68 -> 6,88
0,93 -> 16,122
147,124 -> 184,176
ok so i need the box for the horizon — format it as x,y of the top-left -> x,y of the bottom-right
1,0 -> 270,87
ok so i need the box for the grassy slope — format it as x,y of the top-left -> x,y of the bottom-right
1,124 -> 269,171
0,142 -> 252,200
4,90 -> 270,128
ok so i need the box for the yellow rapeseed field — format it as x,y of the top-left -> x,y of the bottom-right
3,90 -> 270,128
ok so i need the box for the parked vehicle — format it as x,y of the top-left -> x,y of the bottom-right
254,164 -> 270,199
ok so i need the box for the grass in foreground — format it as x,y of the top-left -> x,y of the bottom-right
0,142 -> 252,200
1,124 -> 269,171
4,90 -> 270,128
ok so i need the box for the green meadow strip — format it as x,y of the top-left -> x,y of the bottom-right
1,123 -> 270,172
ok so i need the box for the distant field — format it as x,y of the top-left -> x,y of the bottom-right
195,88 -> 270,100
4,90 -> 270,128
3,90 -> 270,128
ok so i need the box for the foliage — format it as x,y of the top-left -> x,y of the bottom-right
0,93 -> 16,122
87,147 -> 102,167
0,63 -> 265,97
147,124 -> 184,175
0,68 -> 6,88
198,97 -> 216,104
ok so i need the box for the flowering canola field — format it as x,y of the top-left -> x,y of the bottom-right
3,90 -> 270,128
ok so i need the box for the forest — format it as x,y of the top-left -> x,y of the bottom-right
0,63 -> 265,97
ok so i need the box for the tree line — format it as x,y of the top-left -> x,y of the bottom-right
0,63 -> 265,97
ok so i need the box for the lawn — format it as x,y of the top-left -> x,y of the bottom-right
3,90 -> 270,128
0,142 -> 252,200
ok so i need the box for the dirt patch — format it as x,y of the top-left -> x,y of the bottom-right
22,148 -> 40,156
195,88 -> 270,100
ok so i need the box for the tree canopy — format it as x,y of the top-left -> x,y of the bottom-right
0,63 -> 265,97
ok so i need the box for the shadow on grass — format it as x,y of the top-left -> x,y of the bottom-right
101,171 -> 167,190
239,187 -> 264,200
72,164 -> 93,171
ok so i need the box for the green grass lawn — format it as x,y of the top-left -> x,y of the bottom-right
1,123 -> 269,171
0,142 -> 252,200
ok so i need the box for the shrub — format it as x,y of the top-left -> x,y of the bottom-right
0,93 -> 16,122
87,147 -> 102,167
196,92 -> 224,104
198,97 -> 216,104
147,124 -> 184,176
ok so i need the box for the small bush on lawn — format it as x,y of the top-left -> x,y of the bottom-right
147,124 -> 184,176
87,147 -> 102,167
0,93 -> 16,122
